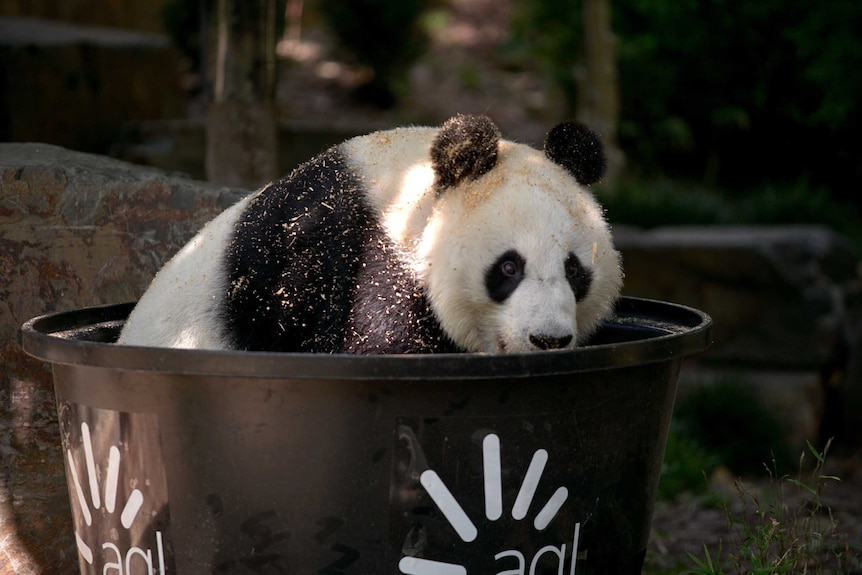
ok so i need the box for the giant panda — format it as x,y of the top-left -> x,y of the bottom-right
118,114 -> 622,354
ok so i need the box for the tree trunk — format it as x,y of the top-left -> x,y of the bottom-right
576,0 -> 624,192
206,0 -> 278,188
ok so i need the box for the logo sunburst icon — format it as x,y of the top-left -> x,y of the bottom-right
65,421 -> 159,567
398,433 -> 578,575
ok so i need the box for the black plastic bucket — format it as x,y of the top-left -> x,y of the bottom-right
20,296 -> 710,575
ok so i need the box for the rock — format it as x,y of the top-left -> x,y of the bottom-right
0,16 -> 185,153
615,225 -> 861,369
0,143 -> 245,573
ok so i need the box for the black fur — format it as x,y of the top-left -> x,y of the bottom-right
430,114 -> 501,189
565,252 -> 593,302
486,249 -> 592,305
222,147 -> 457,354
485,250 -> 525,303
543,122 -> 606,185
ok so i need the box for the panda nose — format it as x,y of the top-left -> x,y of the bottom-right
529,333 -> 573,350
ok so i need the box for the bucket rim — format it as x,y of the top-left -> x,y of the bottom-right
19,296 -> 711,380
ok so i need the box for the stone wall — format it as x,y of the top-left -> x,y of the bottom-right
0,0 -> 172,33
0,143 -> 244,574
0,16 -> 185,154
616,226 -> 861,369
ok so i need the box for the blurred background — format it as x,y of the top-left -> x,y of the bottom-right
2,0 -> 860,235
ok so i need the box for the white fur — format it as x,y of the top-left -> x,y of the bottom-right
117,194 -> 253,348
342,127 -> 439,246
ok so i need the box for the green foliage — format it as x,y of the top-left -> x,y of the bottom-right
674,381 -> 792,477
656,379 -> 790,501
604,177 -> 730,228
604,177 -> 862,248
732,182 -> 858,232
612,1 -> 862,196
510,1 -> 862,231
319,0 -> 430,107
509,0 -> 582,112
657,420 -> 719,500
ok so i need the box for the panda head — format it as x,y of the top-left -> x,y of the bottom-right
417,114 -> 622,353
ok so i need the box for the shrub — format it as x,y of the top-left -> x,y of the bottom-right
319,0 -> 430,107
674,381 -> 793,478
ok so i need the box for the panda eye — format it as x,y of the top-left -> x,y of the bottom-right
486,250 -> 526,303
501,260 -> 520,277
565,257 -> 579,278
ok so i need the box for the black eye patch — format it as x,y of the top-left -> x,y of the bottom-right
565,252 -> 593,301
486,250 -> 525,303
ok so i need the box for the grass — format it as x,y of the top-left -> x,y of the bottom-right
656,420 -> 719,501
651,378 -> 860,574
687,439 -> 857,574
651,439 -> 861,575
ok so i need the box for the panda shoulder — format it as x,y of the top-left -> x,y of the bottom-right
339,126 -> 438,209
341,126 -> 437,174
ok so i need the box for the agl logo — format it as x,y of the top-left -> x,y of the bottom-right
398,433 -> 582,575
66,420 -> 169,575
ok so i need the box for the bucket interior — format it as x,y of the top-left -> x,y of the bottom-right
30,297 -> 705,344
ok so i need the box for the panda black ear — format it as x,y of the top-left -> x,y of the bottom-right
544,122 -> 606,185
431,114 -> 501,189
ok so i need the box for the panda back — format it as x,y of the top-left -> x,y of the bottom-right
117,195 -> 252,348
221,141 -> 453,353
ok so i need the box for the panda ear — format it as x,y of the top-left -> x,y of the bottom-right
544,122 -> 606,185
431,114 -> 501,189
